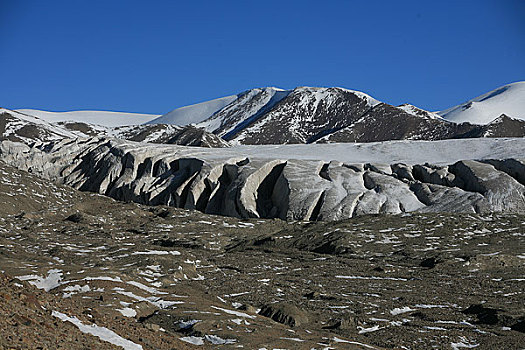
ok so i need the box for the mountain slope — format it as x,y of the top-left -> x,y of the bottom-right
397,103 -> 444,120
458,114 -> 525,138
1,108 -> 228,147
16,109 -> 160,127
438,81 -> 525,124
320,103 -> 475,143
195,87 -> 381,144
60,122 -> 229,147
0,108 -> 78,142
149,85 -> 525,145
195,87 -> 290,137
147,94 -> 237,126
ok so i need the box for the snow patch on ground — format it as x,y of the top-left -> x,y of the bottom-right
52,310 -> 142,349
358,324 -> 383,334
450,336 -> 480,349
117,308 -> 137,317
333,337 -> 378,349
180,336 -> 204,345
390,306 -> 416,315
179,335 -> 236,346
210,306 -> 256,318
131,250 -> 180,256
17,269 -> 63,292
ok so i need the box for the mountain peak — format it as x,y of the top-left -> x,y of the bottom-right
397,104 -> 444,121
438,81 -> 525,124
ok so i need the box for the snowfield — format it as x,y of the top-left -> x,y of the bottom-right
180,137 -> 525,165
438,81 -> 525,124
16,109 -> 160,127
146,94 -> 237,126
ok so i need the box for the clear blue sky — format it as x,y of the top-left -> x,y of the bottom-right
1,0 -> 524,114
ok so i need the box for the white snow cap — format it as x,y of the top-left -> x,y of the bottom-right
149,87 -> 289,127
438,81 -> 525,125
147,94 -> 237,126
397,104 -> 444,120
16,109 -> 160,127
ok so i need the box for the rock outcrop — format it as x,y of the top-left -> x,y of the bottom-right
259,303 -> 309,327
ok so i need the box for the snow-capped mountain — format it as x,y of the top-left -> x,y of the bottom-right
216,87 -> 381,144
16,109 -> 160,127
183,86 -> 382,144
0,108 -> 228,147
6,82 -> 525,146
143,84 -> 524,144
143,86 -> 386,144
438,81 -> 525,124
195,87 -> 290,139
0,108 -> 78,142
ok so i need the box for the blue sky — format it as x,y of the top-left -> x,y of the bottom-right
1,0 -> 524,114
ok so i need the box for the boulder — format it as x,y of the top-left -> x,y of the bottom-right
259,303 -> 309,327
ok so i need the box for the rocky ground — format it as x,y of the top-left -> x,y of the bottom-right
1,161 -> 524,349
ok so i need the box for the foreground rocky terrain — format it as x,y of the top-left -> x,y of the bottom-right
0,161 -> 524,349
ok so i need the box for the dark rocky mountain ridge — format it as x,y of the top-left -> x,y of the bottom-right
459,114 -> 525,138
0,108 -> 229,147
